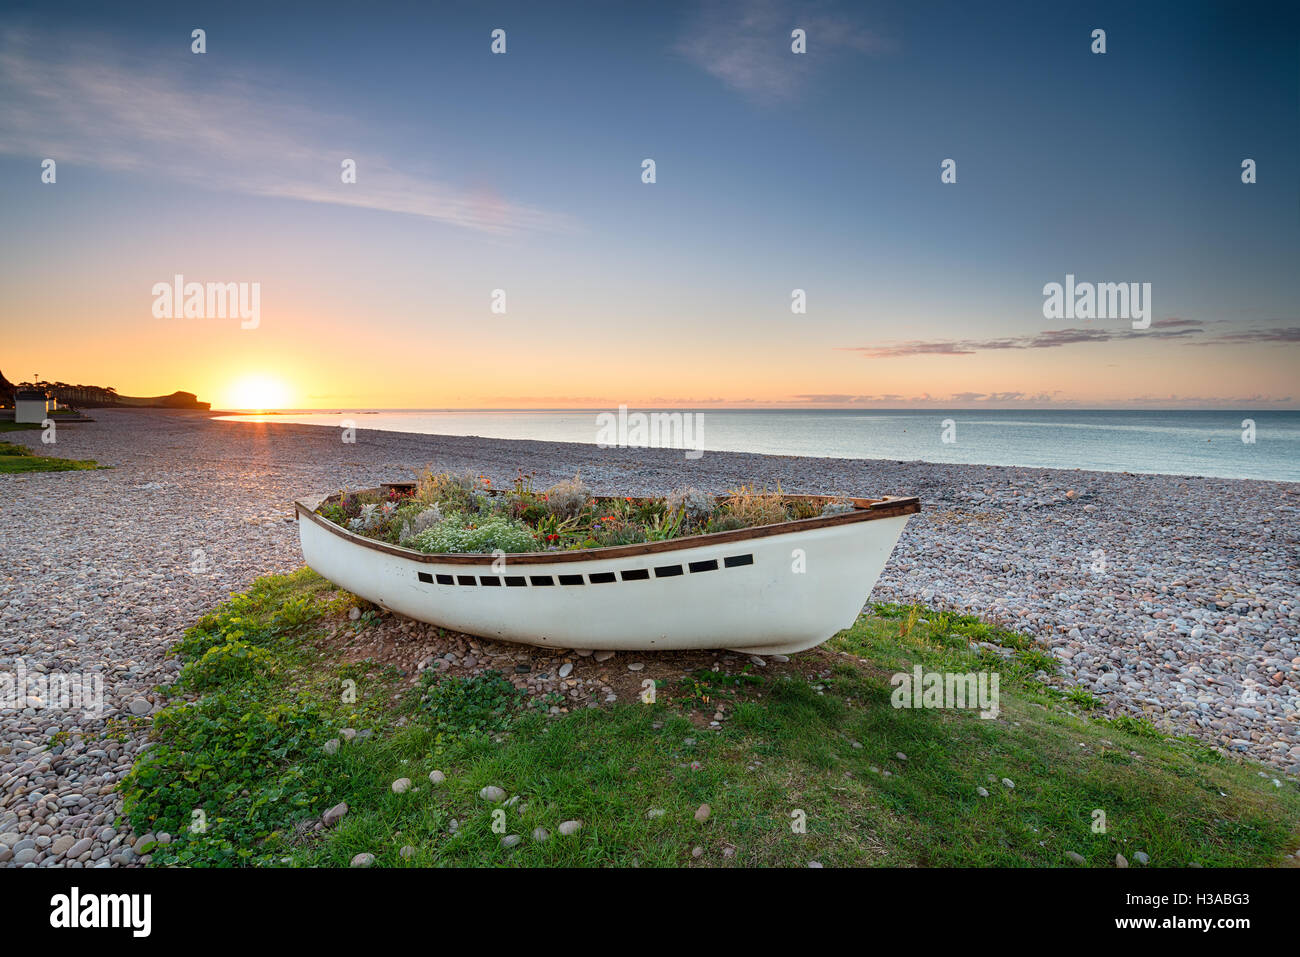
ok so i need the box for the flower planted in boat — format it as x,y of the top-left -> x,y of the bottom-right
665,486 -> 715,526
409,514 -> 543,554
544,474 -> 590,520
398,504 -> 445,544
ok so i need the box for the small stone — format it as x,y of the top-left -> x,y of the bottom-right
694,804 -> 711,823
1066,851 -> 1086,865
399,846 -> 416,858
559,663 -> 573,678
1133,851 -> 1150,865
321,802 -> 348,826
1115,853 -> 1129,868
531,827 -> 549,842
594,650 -> 615,662
340,728 -> 357,743
428,770 -> 446,785
129,698 -> 152,717
323,739 -> 340,755
501,834 -> 521,848
479,785 -> 507,802
646,808 -> 665,819
895,752 -> 908,761
628,662 -> 644,672
349,852 -> 375,867
976,787 -> 989,798
348,607 -> 361,620
558,820 -> 582,836
1001,778 -> 1014,789
808,861 -> 823,868
391,777 -> 412,794
691,846 -> 703,858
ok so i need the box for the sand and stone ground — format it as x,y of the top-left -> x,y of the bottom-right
1,409 -> 1296,867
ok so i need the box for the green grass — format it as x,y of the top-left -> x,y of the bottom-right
0,440 -> 100,472
120,573 -> 1300,867
0,421 -> 42,432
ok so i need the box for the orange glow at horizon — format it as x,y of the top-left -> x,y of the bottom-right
220,375 -> 292,411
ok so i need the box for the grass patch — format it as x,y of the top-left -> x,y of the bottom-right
121,577 -> 1300,867
0,440 -> 99,472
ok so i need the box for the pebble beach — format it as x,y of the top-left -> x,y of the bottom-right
1,408 -> 1296,867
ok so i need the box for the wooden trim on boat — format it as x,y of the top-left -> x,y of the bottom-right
294,491 -> 921,567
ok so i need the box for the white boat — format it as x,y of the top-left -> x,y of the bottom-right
295,488 -> 919,655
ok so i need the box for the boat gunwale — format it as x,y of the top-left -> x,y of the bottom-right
295,488 -> 921,566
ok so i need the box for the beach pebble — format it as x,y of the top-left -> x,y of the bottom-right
479,785 -> 507,802
3,406 -> 1294,873
428,770 -> 446,785
349,852 -> 375,867
390,778 -> 412,794
558,820 -> 582,836
501,834 -> 521,849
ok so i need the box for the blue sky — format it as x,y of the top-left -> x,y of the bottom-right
1,0 -> 1296,408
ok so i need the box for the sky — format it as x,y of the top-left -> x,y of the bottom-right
1,0 -> 1297,410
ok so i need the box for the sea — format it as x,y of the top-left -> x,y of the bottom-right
214,409 -> 1300,483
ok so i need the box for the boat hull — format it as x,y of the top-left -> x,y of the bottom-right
297,499 -> 915,654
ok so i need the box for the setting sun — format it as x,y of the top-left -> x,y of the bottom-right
224,375 -> 291,411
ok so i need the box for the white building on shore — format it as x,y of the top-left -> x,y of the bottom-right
14,388 -> 51,424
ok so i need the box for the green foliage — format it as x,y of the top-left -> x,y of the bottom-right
1109,714 -> 1164,739
180,640 -> 279,692
0,440 -> 100,472
1065,686 -> 1102,711
120,570 -> 365,866
416,670 -> 530,751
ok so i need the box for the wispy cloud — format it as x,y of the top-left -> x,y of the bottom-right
0,30 -> 570,234
840,319 -> 1300,358
675,0 -> 894,102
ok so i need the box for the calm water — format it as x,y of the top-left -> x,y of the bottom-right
216,409 -> 1300,483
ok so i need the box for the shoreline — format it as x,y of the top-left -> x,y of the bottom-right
205,409 -> 1300,486
1,408 -> 1296,866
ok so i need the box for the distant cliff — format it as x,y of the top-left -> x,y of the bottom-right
0,371 -> 209,410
